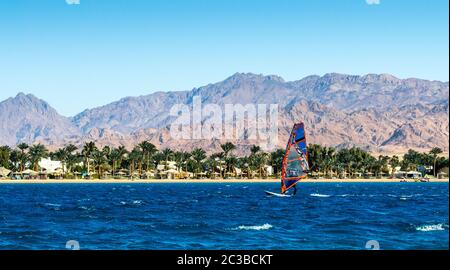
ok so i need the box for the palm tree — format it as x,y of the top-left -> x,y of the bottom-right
191,148 -> 206,178
389,155 -> 400,176
174,151 -> 184,172
17,143 -> 29,154
250,153 -> 267,178
218,142 -> 235,177
92,150 -> 107,179
102,146 -> 111,158
224,155 -> 238,178
206,156 -> 219,179
82,142 -> 98,177
9,149 -> 21,172
139,141 -> 157,171
429,147 -> 443,177
162,148 -> 175,169
116,145 -> 128,171
401,149 -> 422,171
54,148 -> 68,177
333,161 -> 346,178
376,155 -> 390,177
29,144 -> 48,171
66,152 -> 82,178
237,156 -> 250,178
17,143 -> 29,171
181,151 -> 192,177
65,144 -> 78,154
109,148 -> 121,176
270,149 -> 285,177
0,146 -> 11,168
221,142 -> 236,157
260,153 -> 270,178
128,147 -> 143,178
307,144 -> 322,174
152,152 -> 164,171
250,145 -> 261,156
322,147 -> 336,177
64,144 -> 78,175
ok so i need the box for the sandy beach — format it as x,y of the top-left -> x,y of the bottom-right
0,178 -> 447,184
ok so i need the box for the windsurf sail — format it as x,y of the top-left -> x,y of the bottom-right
281,122 -> 309,194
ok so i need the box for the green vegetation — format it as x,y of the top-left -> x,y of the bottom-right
0,142 -> 448,179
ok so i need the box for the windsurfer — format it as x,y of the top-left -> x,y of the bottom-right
281,182 -> 297,195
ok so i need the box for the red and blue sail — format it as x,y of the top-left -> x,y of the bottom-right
281,122 -> 309,193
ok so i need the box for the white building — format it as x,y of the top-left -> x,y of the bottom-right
394,170 -> 422,179
38,158 -> 64,174
157,161 -> 178,171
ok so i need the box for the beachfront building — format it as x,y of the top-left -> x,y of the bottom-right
417,165 -> 433,176
264,165 -> 274,176
0,167 -> 11,179
157,161 -> 180,179
388,166 -> 402,176
394,171 -> 422,179
38,158 -> 64,177
437,167 -> 449,179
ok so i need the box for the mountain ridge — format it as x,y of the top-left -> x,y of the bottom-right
1,72 -> 448,154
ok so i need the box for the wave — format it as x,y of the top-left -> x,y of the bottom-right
416,223 -> 449,232
119,200 -> 144,206
235,224 -> 273,231
43,203 -> 61,207
310,193 -> 331,198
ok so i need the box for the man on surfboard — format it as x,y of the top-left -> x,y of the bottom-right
281,182 -> 297,195
266,122 -> 308,197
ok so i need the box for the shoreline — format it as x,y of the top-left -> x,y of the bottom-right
0,178 -> 448,184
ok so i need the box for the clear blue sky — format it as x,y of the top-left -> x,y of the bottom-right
0,0 -> 448,116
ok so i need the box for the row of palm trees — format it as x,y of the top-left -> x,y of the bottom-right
307,145 -> 448,178
0,141 -> 448,179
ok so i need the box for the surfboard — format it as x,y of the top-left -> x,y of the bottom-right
265,190 -> 293,197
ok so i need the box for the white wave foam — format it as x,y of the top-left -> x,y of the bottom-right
44,203 -> 61,207
235,224 -> 273,231
310,193 -> 331,198
416,224 -> 448,232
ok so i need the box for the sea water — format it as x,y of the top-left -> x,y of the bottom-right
0,182 -> 448,250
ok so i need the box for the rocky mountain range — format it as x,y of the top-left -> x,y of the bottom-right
0,72 -> 448,155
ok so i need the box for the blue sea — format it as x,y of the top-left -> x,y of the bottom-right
0,182 -> 448,250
